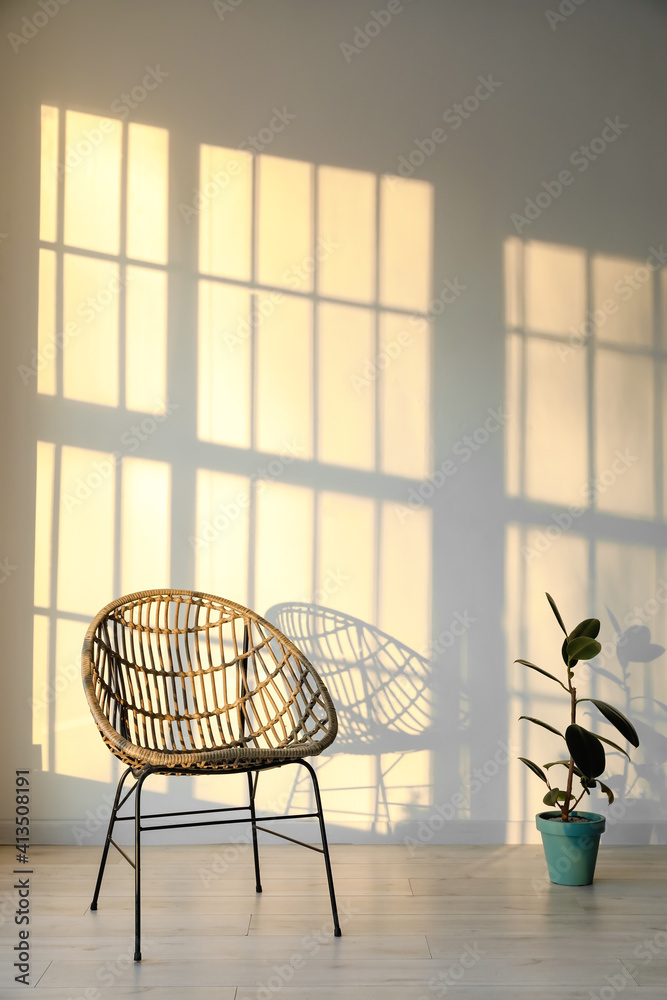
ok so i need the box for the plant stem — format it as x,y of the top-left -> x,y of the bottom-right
571,788 -> 588,812
563,665 -> 576,821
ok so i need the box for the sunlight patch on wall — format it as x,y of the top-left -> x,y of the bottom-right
34,441 -> 55,608
39,105 -> 58,243
524,241 -> 585,337
40,109 -> 169,410
378,749 -> 432,826
595,351 -> 654,518
664,363 -> 667,509
192,772 -> 247,809
256,294 -> 313,458
593,254 -> 652,348
504,238 -> 589,507
63,111 -> 121,255
504,236 -> 522,330
317,165 -> 376,303
199,145 -> 252,281
198,281 -> 252,447
504,330 -> 522,498
313,755 -> 376,831
120,457 -> 171,595
126,266 -> 168,414
379,175 -> 433,312
55,617 -> 111,781
32,615 -> 50,769
524,336 -> 588,507
194,751 -> 432,830
62,254 -> 119,406
195,468 -> 250,604
57,446 -> 115,616
127,123 -> 169,264
379,503 -> 431,654
255,482 -> 314,616
257,155 -> 313,292
318,491 -> 375,624
195,142 -> 433,486
317,302 -> 375,471
37,249 -> 57,395
379,312 -> 431,479
313,751 -> 431,834
504,236 -> 662,518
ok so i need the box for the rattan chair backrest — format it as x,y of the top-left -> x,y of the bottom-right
82,590 -> 337,757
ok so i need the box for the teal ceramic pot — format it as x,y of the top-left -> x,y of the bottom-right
536,810 -> 606,885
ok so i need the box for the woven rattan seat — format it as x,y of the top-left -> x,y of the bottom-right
82,589 -> 341,961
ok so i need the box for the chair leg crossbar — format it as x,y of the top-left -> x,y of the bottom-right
90,761 -> 341,961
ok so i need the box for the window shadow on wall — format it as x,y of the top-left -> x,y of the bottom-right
31,103 -> 441,840
504,236 -> 667,842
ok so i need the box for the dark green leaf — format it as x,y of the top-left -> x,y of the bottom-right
565,724 -> 606,778
580,777 -> 597,789
546,593 -> 568,635
562,636 -> 576,667
543,788 -> 560,806
590,733 -> 631,760
518,757 -> 548,783
598,781 -> 615,804
566,637 -> 602,661
568,618 -> 601,641
581,699 -> 639,748
515,660 -> 567,690
519,716 -> 564,738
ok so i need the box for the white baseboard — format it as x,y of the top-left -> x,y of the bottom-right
2,818 -> 665,847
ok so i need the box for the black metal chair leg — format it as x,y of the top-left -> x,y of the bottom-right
90,766 -> 132,911
299,760 -> 341,936
247,770 -> 262,892
134,768 -> 151,962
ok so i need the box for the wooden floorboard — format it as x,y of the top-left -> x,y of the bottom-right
0,844 -> 666,996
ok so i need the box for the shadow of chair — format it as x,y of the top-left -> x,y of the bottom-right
265,602 -> 435,834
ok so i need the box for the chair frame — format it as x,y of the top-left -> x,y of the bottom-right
82,589 -> 341,961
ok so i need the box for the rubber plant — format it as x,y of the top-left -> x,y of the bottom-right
517,593 -> 640,820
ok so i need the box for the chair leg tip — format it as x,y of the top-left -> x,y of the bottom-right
256,885 -> 263,893
90,903 -> 97,911
334,927 -> 342,937
134,953 -> 142,962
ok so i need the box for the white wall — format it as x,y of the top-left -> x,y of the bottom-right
1,0 -> 666,846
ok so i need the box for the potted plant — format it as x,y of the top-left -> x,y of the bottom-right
517,593 -> 640,885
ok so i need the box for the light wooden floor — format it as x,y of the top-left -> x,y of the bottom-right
2,843 -> 667,998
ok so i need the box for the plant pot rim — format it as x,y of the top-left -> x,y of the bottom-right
536,810 -> 606,837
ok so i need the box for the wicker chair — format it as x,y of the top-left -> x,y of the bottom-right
82,589 -> 341,961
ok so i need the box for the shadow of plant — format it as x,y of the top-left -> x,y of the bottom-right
588,608 -> 667,841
